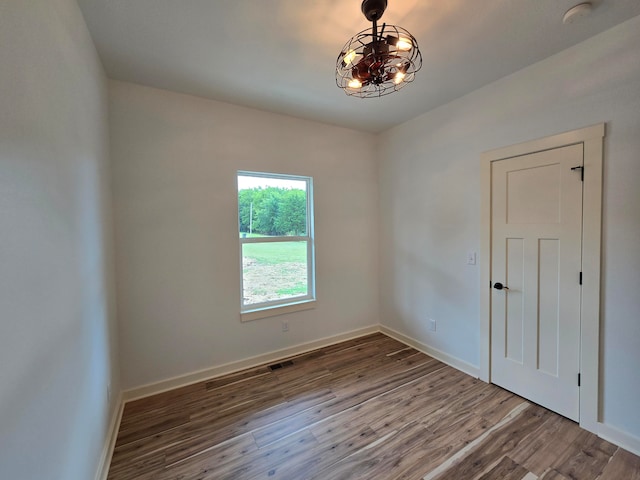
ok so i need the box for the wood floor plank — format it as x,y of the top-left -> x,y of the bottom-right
204,366 -> 273,391
316,336 -> 399,371
509,413 -> 582,475
162,388 -> 335,465
371,375 -> 483,435
424,405 -> 550,479
253,426 -> 379,480
539,469 -> 571,479
418,379 -> 494,433
471,385 -> 526,423
551,430 -> 618,480
251,358 -> 444,447
151,432 -> 258,480
106,450 -> 164,480
184,374 -> 282,417
599,447 -> 640,480
156,429 -> 316,480
115,410 -> 191,447
308,401 -> 376,444
328,355 -> 443,399
389,414 -> 493,480
121,382 -> 205,416
476,456 -> 529,480
106,334 -> 638,480
307,421 -> 430,480
167,431 -> 257,468
209,429 -> 318,480
317,332 -> 386,355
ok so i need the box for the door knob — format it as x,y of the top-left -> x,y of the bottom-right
493,282 -> 509,290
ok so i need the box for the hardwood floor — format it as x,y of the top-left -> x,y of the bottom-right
108,333 -> 640,480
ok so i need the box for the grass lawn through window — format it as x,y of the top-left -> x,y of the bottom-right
241,238 -> 308,305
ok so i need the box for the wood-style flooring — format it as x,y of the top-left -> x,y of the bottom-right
108,333 -> 640,479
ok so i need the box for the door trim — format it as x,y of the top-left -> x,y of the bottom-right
480,124 -> 604,432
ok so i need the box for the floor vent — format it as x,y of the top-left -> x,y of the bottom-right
269,360 -> 294,370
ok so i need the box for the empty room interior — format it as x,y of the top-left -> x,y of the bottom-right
2,1 -> 640,479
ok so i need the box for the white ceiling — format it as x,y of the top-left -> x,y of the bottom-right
77,0 -> 640,133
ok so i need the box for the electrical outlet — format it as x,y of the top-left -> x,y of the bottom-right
428,318 -> 437,332
282,321 -> 289,332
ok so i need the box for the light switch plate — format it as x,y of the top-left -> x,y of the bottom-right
467,251 -> 477,265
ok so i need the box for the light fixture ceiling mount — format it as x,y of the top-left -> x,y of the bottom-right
563,2 -> 593,24
336,0 -> 422,98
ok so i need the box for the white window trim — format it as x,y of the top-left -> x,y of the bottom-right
240,299 -> 317,322
238,171 -> 315,321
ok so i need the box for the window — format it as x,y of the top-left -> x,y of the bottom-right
237,171 -> 315,319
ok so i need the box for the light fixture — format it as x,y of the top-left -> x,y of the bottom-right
336,0 -> 422,98
562,2 -> 592,24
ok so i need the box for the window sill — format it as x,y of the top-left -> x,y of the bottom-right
240,299 -> 316,322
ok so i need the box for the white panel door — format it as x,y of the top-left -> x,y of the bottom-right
491,144 -> 583,421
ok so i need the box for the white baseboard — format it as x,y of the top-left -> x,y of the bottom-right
598,422 -> 640,456
123,325 -> 379,401
379,325 -> 480,379
94,392 -> 125,480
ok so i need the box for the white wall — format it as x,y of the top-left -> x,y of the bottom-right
0,1 -> 119,479
109,81 -> 379,390
378,15 -> 640,443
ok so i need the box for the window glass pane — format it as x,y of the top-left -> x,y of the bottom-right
238,175 -> 307,237
242,241 -> 308,306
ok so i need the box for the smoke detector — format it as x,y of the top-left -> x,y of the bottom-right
563,2 -> 593,24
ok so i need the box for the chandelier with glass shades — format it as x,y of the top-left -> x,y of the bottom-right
336,0 -> 422,98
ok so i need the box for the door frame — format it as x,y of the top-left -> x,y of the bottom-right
480,124 -> 604,432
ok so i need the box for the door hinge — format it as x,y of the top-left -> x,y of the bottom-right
578,373 -> 581,387
571,165 -> 584,181
579,272 -> 583,285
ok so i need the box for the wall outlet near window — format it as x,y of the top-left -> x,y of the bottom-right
428,318 -> 437,332
282,321 -> 289,332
